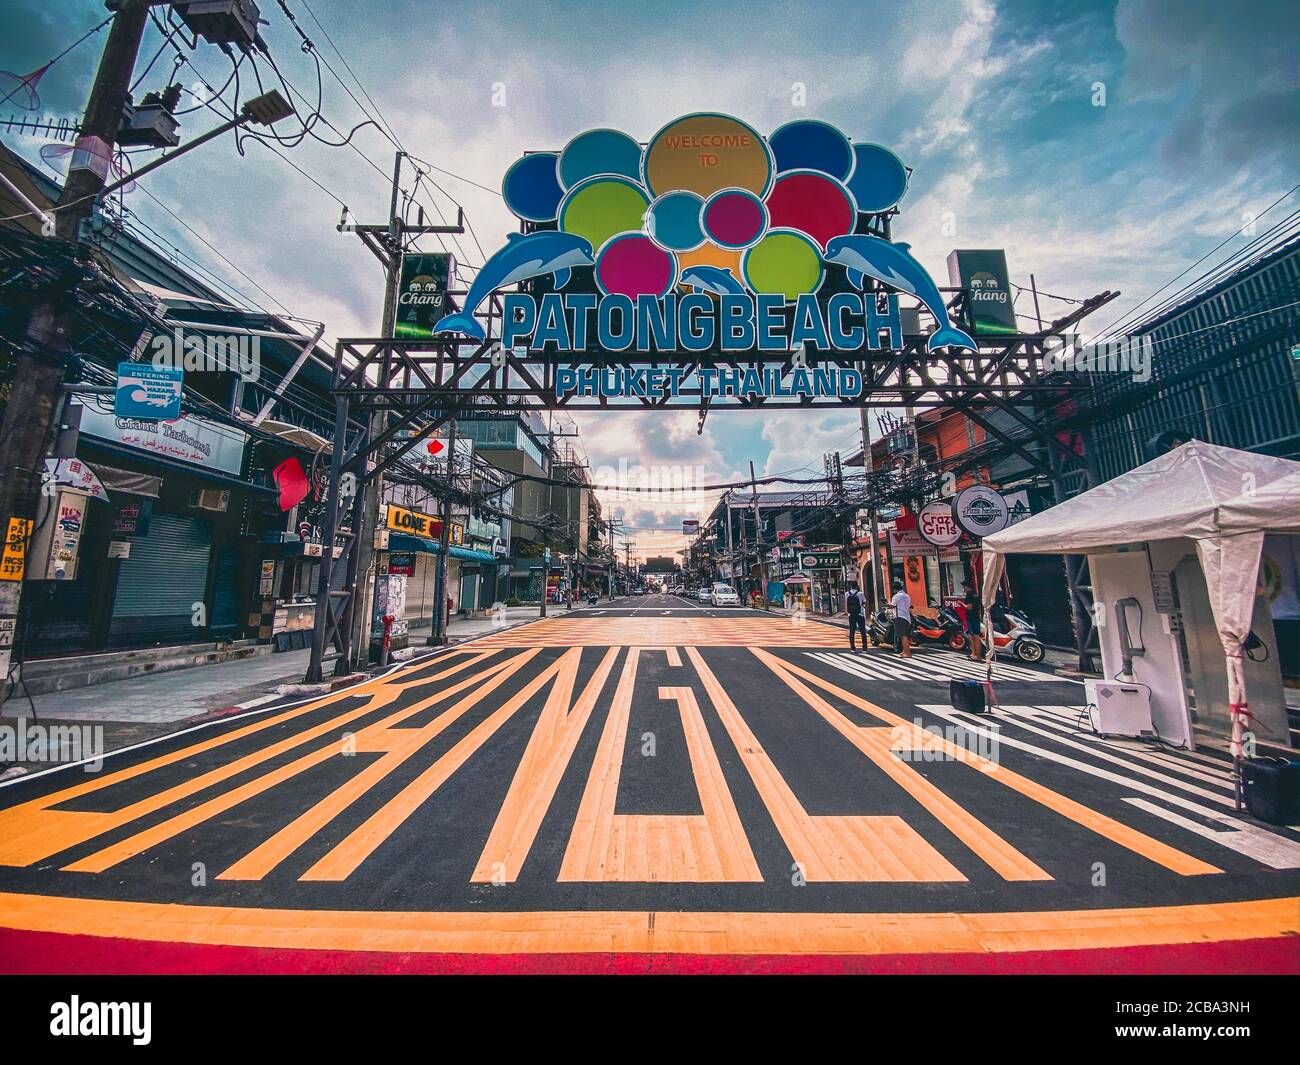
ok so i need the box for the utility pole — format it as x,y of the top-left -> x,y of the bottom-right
335,150 -> 463,670
723,489 -> 736,593
859,407 -> 886,613
0,2 -> 151,701
429,421 -> 457,644
749,460 -> 770,611
621,540 -> 635,592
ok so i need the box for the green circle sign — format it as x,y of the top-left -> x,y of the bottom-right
557,176 -> 651,254
741,228 -> 824,301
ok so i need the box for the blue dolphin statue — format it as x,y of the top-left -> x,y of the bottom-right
679,265 -> 746,296
433,231 -> 595,341
824,234 -> 977,351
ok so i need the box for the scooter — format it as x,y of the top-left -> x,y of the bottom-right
868,606 -> 967,652
988,605 -> 1046,663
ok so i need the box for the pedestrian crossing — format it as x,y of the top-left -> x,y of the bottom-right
913,703 -> 1300,864
806,648 -> 1068,683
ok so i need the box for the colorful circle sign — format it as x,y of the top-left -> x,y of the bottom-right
847,142 -> 909,213
644,190 -> 706,252
741,228 -> 824,301
675,240 -> 742,280
642,112 -> 773,199
501,151 -> 564,223
557,175 -> 651,253
595,232 -> 678,299
557,128 -> 643,190
701,188 -> 768,250
769,119 -> 855,182
763,169 -> 857,250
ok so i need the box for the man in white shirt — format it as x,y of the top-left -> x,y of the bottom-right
890,582 -> 913,658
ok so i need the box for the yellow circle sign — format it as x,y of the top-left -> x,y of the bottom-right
643,112 -> 773,199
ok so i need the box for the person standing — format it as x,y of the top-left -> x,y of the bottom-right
962,579 -> 984,661
845,584 -> 867,652
891,581 -> 913,658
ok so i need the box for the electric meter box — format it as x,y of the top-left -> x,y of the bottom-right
1085,678 -> 1155,738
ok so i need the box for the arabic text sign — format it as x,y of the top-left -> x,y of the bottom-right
77,402 -> 246,476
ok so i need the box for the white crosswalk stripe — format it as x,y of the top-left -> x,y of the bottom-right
808,649 -> 1068,684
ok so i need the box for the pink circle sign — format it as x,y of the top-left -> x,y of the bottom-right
701,188 -> 768,249
595,232 -> 678,298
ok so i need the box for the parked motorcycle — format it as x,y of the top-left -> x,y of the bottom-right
988,604 -> 1046,663
868,606 -> 967,652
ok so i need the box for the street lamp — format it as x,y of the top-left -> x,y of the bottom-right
95,90 -> 294,199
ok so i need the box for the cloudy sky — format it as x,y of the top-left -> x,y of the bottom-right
4,0 -> 1297,557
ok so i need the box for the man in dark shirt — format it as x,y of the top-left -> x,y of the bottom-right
845,584 -> 867,652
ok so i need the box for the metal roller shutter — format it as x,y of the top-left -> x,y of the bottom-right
110,511 -> 212,645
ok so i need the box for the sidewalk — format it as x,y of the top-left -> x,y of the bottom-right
2,606 -> 544,729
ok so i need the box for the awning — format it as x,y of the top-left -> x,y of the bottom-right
388,533 -> 497,563
87,462 -> 162,498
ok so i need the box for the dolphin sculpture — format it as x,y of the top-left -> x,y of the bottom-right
824,234 -> 977,351
433,230 -> 595,340
679,265 -> 747,296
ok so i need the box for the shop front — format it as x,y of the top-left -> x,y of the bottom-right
23,401 -> 272,656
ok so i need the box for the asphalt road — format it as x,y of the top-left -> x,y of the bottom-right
0,595 -> 1296,972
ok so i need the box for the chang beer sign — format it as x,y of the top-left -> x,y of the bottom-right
947,249 -> 1016,336
430,114 -> 978,397
395,253 -> 454,338
798,550 -> 841,570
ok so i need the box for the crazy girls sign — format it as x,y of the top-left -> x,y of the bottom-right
433,114 -> 976,363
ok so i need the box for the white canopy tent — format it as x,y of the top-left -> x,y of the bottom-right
981,441 -> 1299,781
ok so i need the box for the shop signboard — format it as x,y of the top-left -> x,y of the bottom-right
76,401 -> 246,476
682,519 -> 699,535
44,458 -> 109,501
888,528 -> 933,558
1003,489 -> 1032,526
114,361 -> 183,420
798,550 -> 840,570
951,484 -> 1010,538
112,498 -> 151,535
946,249 -> 1016,336
917,500 -> 962,547
395,253 -> 454,338
387,552 -> 416,577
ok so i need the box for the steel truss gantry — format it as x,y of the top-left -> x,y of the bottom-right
306,289 -> 1117,680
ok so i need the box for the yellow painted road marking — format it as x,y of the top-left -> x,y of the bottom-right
0,653 -> 495,868
471,647 -> 619,882
0,891 -> 1292,957
559,649 -> 762,882
469,616 -> 844,647
687,647 -> 967,882
301,648 -> 585,881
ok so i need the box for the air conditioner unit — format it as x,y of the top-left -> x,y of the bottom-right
193,489 -> 230,512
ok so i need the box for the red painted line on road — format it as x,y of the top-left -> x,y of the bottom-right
1,928 -> 1296,975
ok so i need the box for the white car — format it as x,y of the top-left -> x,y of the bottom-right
695,587 -> 713,603
711,584 -> 740,607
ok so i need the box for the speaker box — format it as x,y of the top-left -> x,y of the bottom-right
950,678 -> 988,714
1242,757 -> 1300,826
